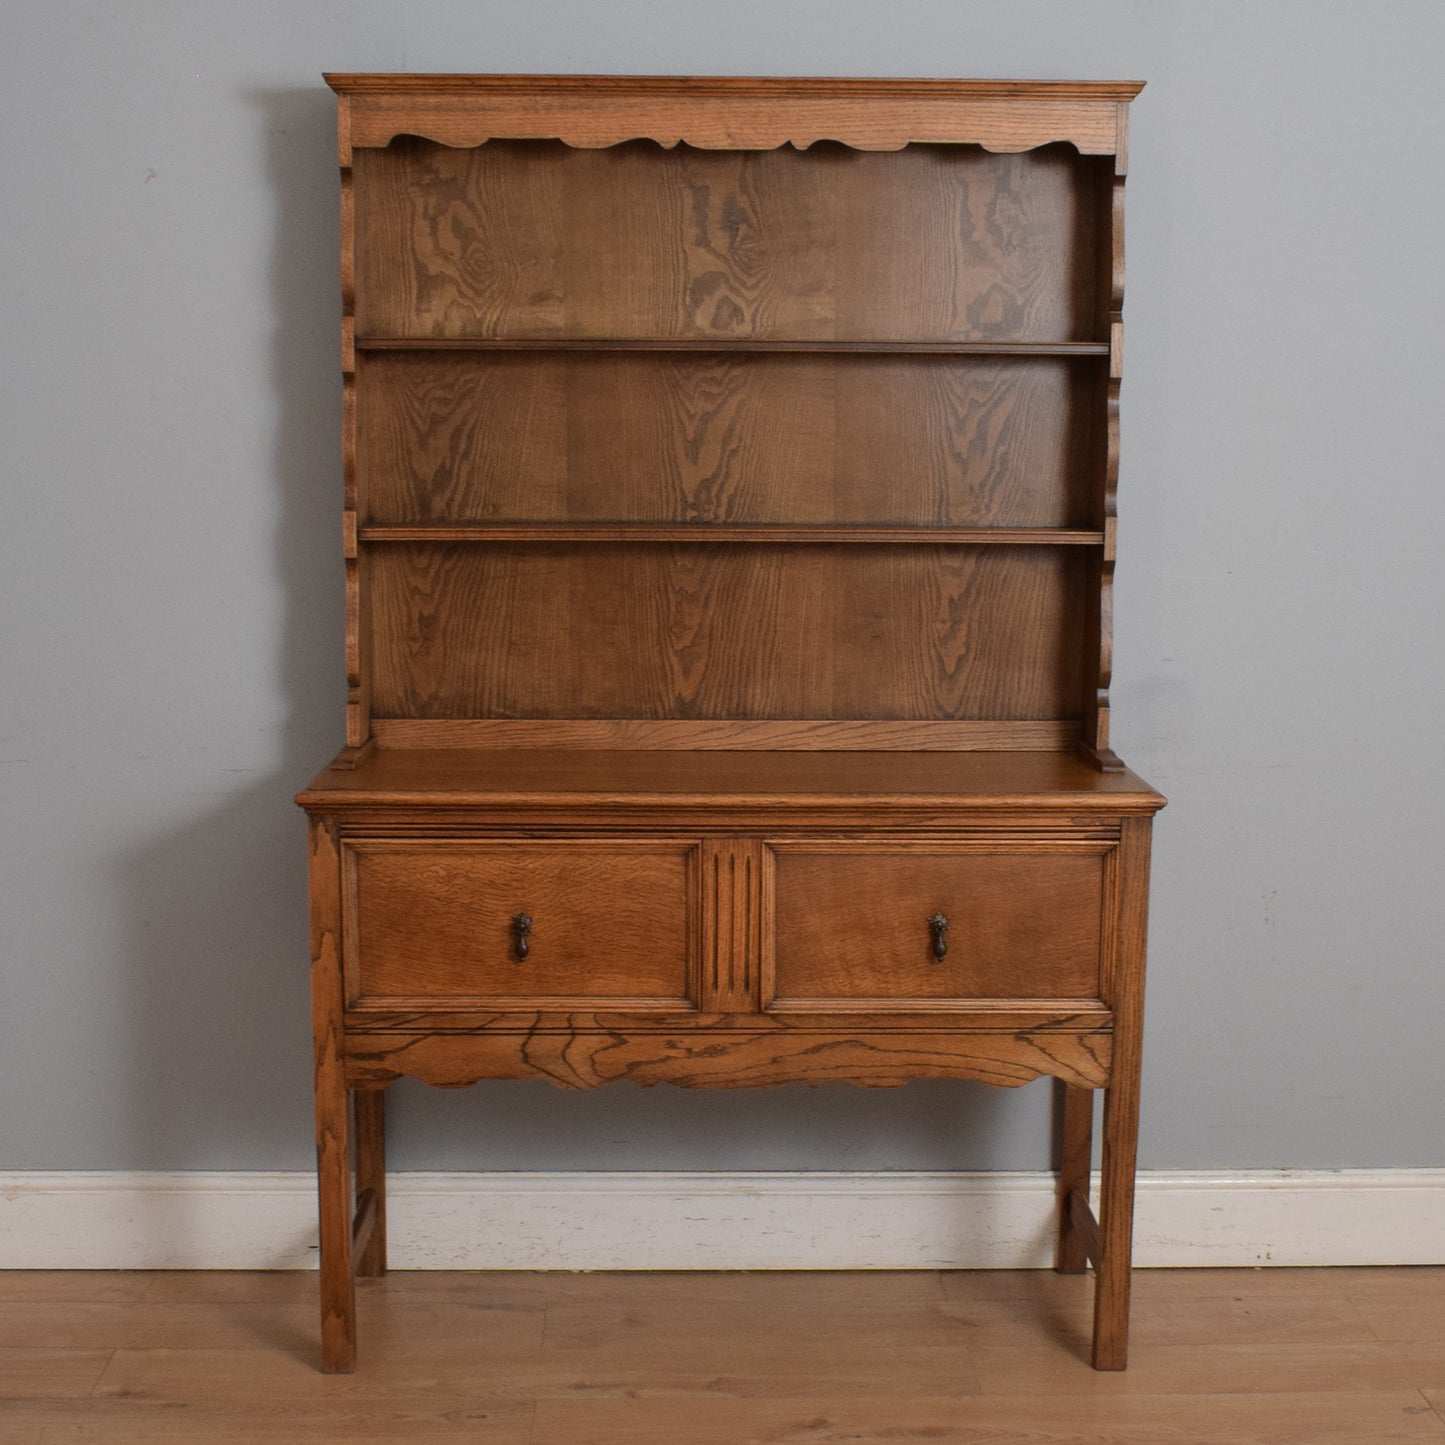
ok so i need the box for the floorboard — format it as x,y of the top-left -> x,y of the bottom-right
0,1268 -> 1440,1443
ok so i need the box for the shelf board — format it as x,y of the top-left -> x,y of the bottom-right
358,524 -> 1105,546
353,337 -> 1110,357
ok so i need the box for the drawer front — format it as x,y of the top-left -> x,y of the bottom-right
769,843 -> 1107,1007
343,839 -> 696,1007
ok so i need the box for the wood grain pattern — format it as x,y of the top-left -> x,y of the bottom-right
351,1088 -> 386,1278
1092,814 -> 1153,1370
330,75 -> 1146,98
1068,1186 -> 1104,1269
357,352 -> 1097,528
355,337 -> 1111,353
338,1003 -> 1112,1035
354,139 -> 1106,343
344,1026 -> 1113,1090
530,1389 -> 1445,1445
365,543 -> 1086,723
306,817 -> 353,1373
700,838 -> 765,1013
297,745 -> 1163,811
339,140 -> 368,748
769,843 -> 1106,1005
1084,167 -> 1127,766
330,73 -> 1140,158
343,839 -> 698,1006
1054,1079 -> 1095,1274
15,1270 -> 1445,1443
360,527 -> 1105,545
368,718 -> 1083,751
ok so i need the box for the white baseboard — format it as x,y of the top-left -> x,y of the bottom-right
2,1169 -> 1441,1271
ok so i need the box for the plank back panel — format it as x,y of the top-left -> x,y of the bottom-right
353,139 -> 1107,342
366,543 -> 1085,721
357,352 -> 1095,527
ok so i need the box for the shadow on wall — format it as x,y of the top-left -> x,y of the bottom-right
113,84 -> 1053,1179
109,87 -> 345,1172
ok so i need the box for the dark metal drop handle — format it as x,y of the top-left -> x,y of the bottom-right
927,912 -> 949,962
511,913 -> 532,963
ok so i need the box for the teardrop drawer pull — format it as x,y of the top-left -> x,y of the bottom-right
927,912 -> 949,962
511,913 -> 532,962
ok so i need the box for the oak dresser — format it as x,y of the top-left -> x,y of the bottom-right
297,73 -> 1165,1373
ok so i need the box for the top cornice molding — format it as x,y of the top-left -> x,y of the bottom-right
324,74 -> 1143,165
325,74 -> 1144,101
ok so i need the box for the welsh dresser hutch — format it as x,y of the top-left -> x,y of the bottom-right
297,73 -> 1165,1374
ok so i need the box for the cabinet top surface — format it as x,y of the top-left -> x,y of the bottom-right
298,749 -> 1163,812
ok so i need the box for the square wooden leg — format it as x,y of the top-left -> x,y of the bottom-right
315,1073 -> 355,1373
1091,1076 -> 1141,1370
1053,1080 -> 1094,1274
354,1086 -> 388,1278
309,816 -> 356,1373
1090,814 -> 1152,1371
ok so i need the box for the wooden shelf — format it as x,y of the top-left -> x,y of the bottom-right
353,337 -> 1110,357
357,524 -> 1106,546
300,744 -> 1159,808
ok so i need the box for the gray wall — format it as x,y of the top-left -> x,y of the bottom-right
3,0 -> 1442,1174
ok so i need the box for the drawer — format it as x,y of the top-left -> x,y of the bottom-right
768,842 -> 1107,1007
342,839 -> 697,1007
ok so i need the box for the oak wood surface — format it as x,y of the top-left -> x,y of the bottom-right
354,336 -> 1112,353
365,718 -> 1086,751
699,837 -> 765,1013
343,838 -> 697,1006
770,843 -> 1106,1004
1054,1080 -> 1095,1274
307,818 -> 354,1373
1092,814 -> 1153,1370
343,1026 -> 1113,1090
366,543 -> 1087,722
359,525 -> 1106,544
338,1003 -> 1112,1036
354,139 -> 1104,343
330,74 -> 1140,160
329,75 -> 1147,95
357,351 -> 1097,528
351,1092 -> 386,1279
298,746 -> 1163,810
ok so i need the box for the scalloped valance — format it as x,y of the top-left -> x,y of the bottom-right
325,74 -> 1142,167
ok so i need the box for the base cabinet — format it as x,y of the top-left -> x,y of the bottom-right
301,774 -> 1160,1372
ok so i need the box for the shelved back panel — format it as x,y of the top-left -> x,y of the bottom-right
357,351 -> 1097,527
353,139 -> 1108,342
366,543 -> 1085,721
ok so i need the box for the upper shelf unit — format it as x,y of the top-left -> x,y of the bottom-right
329,74 -> 1137,757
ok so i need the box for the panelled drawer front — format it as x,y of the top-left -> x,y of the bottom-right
343,839 -> 696,1007
768,842 -> 1108,1007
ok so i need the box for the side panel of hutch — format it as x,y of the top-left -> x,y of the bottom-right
298,75 -> 1163,1374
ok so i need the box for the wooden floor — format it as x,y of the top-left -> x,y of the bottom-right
1,1268 -> 1443,1443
